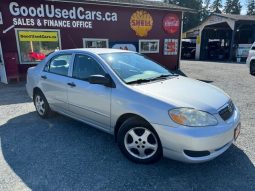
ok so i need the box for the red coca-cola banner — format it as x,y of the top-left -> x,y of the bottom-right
163,13 -> 180,35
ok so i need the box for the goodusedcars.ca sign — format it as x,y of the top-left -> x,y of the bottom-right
9,2 -> 118,29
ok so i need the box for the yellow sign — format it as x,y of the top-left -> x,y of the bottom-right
130,10 -> 153,37
196,36 -> 201,45
18,31 -> 58,42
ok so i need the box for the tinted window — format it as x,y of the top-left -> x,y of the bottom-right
45,54 -> 72,76
72,54 -> 105,80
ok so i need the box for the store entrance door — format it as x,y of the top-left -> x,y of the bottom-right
0,41 -> 7,84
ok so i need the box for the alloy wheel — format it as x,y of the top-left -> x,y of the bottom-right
124,127 -> 158,160
35,95 -> 45,116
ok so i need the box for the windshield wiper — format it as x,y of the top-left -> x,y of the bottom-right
126,79 -> 152,84
126,74 -> 178,85
149,74 -> 177,81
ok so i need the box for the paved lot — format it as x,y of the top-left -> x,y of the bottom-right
0,61 -> 254,191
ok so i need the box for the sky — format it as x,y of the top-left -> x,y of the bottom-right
155,0 -> 248,14
218,0 -> 247,14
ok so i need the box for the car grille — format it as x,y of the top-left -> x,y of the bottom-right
219,101 -> 235,121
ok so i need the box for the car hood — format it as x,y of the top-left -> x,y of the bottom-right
132,76 -> 229,114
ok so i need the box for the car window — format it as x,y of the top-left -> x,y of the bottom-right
44,54 -> 72,76
100,52 -> 173,83
72,54 -> 105,81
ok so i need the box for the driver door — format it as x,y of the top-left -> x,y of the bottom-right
67,54 -> 111,131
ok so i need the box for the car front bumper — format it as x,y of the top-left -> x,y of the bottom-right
152,108 -> 241,163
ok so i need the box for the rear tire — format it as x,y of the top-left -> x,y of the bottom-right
117,117 -> 162,164
33,91 -> 51,118
250,61 -> 255,76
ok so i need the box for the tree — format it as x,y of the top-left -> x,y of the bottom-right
201,0 -> 211,20
224,0 -> 242,14
164,0 -> 204,31
210,0 -> 223,13
204,0 -> 211,8
224,0 -> 232,13
247,0 -> 255,15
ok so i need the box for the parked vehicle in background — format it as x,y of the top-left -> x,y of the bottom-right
246,42 -> 255,75
181,39 -> 196,60
206,40 -> 229,61
26,48 -> 241,164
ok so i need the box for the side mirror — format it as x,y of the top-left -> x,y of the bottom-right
88,74 -> 115,88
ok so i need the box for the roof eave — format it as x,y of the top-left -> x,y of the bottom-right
47,0 -> 194,12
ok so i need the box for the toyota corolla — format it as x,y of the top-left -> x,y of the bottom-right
26,49 -> 241,164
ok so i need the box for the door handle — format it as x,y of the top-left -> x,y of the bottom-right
41,75 -> 47,80
67,82 -> 76,87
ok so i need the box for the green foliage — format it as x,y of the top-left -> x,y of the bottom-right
247,0 -> 255,15
224,0 -> 242,14
210,0 -> 222,13
165,0 -> 246,31
164,0 -> 204,32
201,0 -> 211,19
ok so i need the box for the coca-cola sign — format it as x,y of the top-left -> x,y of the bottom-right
163,13 -> 180,34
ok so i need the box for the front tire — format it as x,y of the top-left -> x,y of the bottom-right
250,61 -> 255,76
117,117 -> 162,164
33,91 -> 51,118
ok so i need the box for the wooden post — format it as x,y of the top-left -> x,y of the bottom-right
30,41 -> 34,52
229,23 -> 236,62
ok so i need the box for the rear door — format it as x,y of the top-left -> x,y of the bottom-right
67,53 -> 111,130
40,53 -> 73,112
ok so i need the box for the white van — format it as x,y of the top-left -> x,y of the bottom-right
246,42 -> 255,75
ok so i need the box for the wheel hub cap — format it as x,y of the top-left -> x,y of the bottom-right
124,127 -> 158,160
35,95 -> 45,115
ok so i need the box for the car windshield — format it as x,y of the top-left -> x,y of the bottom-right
100,52 -> 175,84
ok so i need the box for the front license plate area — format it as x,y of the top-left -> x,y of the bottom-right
234,123 -> 241,141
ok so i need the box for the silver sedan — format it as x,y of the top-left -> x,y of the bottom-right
26,48 -> 241,164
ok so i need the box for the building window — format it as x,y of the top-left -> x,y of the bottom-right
139,40 -> 160,53
83,38 -> 109,48
15,29 -> 61,64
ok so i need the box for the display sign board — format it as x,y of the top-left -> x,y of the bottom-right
8,2 -> 118,29
163,14 -> 180,34
130,10 -> 153,37
164,39 -> 178,55
18,31 -> 59,42
196,36 -> 201,45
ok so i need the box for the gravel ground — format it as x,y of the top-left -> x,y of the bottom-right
0,61 -> 254,191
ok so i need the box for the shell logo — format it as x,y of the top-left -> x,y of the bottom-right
130,10 -> 153,37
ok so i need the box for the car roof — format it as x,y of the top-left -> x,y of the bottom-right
55,48 -> 133,55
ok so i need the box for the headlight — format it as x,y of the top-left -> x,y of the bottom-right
169,108 -> 218,127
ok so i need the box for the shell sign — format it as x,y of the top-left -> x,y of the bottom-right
130,10 -> 153,37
